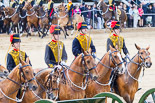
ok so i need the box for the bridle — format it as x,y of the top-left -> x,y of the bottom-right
95,50 -> 124,86
97,50 -> 124,70
44,70 -> 60,100
64,53 -> 97,90
126,49 -> 151,82
0,64 -> 36,102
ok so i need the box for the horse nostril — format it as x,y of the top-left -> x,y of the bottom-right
4,70 -> 8,74
32,85 -> 38,91
150,62 -> 152,66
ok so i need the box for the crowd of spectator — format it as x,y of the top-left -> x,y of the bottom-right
0,0 -> 155,34
72,1 -> 155,29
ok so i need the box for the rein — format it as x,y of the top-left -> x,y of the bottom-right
35,12 -> 46,18
55,11 -> 68,19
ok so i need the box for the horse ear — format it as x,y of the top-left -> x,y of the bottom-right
146,45 -> 150,50
26,57 -> 30,65
135,44 -> 141,50
19,57 -> 25,66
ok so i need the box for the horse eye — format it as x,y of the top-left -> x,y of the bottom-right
141,52 -> 143,55
25,71 -> 29,74
87,61 -> 90,64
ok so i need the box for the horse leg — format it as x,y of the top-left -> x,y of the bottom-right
35,24 -> 41,37
41,26 -> 46,38
27,22 -> 31,37
61,26 -> 66,39
64,26 -> 69,36
71,23 -> 76,35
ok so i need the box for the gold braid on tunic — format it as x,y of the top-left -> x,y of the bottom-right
110,35 -> 124,53
9,50 -> 26,66
48,41 -> 64,63
76,34 -> 92,51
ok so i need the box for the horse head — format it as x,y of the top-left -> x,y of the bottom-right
45,68 -> 60,100
17,58 -> 38,91
135,44 -> 152,68
109,45 -> 125,74
23,1 -> 32,11
57,4 -> 66,12
80,50 -> 98,80
2,7 -> 14,17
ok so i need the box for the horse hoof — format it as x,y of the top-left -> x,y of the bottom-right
66,34 -> 69,36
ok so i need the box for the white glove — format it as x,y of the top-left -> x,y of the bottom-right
126,54 -> 130,59
92,52 -> 96,58
60,61 -> 67,66
54,65 -> 62,70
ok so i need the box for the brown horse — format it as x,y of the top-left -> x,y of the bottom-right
21,69 -> 54,103
0,59 -> 38,103
23,1 -> 41,37
56,51 -> 98,100
97,0 -> 127,31
57,4 -> 84,38
33,5 -> 49,38
113,44 -> 152,103
3,7 -> 20,33
85,45 -> 125,98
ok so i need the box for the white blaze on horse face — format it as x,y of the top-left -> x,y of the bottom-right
117,52 -> 126,74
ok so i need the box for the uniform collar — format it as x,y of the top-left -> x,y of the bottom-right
80,33 -> 86,35
113,34 -> 118,37
52,39 -> 58,43
13,48 -> 19,51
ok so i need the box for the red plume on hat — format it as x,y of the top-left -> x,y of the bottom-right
10,34 -> 14,43
111,21 -> 117,28
77,22 -> 82,30
49,25 -> 57,34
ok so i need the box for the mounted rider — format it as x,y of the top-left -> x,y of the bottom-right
7,34 -> 31,72
107,20 -> 130,60
67,0 -> 74,29
10,0 -> 18,8
45,25 -> 67,68
19,0 -> 25,8
109,0 -> 116,19
72,22 -> 96,58
48,0 -> 54,23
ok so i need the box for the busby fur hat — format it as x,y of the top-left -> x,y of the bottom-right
10,34 -> 21,44
49,25 -> 61,35
77,22 -> 88,31
111,20 -> 120,30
